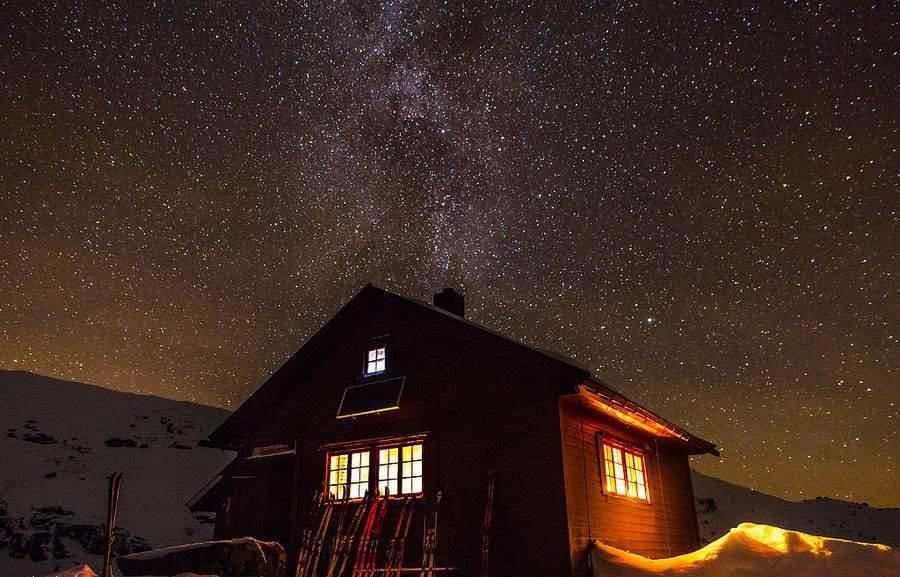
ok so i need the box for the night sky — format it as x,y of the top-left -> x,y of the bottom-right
1,2 -> 896,507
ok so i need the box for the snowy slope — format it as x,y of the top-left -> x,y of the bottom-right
692,470 -> 900,547
592,522 -> 900,577
0,370 -> 234,577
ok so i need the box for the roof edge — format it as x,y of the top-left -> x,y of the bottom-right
578,380 -> 719,456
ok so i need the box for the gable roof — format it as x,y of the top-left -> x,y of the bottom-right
206,284 -> 717,455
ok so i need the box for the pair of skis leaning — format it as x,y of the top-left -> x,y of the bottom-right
297,487 -> 416,577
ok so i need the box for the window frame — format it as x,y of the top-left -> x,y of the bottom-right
327,449 -> 371,500
376,441 -> 423,496
364,345 -> 387,377
596,433 -> 651,504
324,437 -> 425,501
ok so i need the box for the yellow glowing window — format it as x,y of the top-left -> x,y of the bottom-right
401,444 -> 423,495
378,443 -> 422,495
366,347 -> 386,375
329,450 -> 369,499
601,442 -> 648,501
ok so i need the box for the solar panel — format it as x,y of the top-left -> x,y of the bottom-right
336,377 -> 405,419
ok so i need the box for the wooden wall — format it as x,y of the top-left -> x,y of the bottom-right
558,395 -> 700,575
277,296 -> 578,577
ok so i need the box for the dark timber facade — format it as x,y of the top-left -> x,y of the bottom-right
189,284 -> 717,577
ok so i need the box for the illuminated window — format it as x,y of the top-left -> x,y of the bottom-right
601,442 -> 649,501
366,347 -> 386,375
329,450 -> 370,499
378,447 -> 400,495
378,443 -> 423,495
400,444 -> 423,495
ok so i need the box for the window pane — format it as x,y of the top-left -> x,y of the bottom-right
397,443 -> 423,495
602,443 -> 649,501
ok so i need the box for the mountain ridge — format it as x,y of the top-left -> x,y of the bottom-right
2,370 -> 897,577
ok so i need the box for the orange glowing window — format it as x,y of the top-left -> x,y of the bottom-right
328,450 -> 370,499
601,442 -> 649,502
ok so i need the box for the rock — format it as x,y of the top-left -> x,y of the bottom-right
42,564 -> 98,577
116,538 -> 286,577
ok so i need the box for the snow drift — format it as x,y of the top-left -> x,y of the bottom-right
592,522 -> 900,577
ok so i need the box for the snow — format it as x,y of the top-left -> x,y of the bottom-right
40,564 -> 98,577
39,568 -> 217,577
592,522 -> 900,577
0,371 -> 234,577
692,470 -> 900,546
119,537 -> 276,561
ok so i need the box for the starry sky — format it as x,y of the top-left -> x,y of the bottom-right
1,2 -> 897,506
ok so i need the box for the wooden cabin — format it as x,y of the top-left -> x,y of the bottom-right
190,284 -> 717,577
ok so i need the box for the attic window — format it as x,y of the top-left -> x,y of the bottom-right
365,347 -> 386,375
600,441 -> 649,502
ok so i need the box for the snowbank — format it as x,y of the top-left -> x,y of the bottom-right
116,537 -> 285,577
592,522 -> 900,577
40,565 -> 98,577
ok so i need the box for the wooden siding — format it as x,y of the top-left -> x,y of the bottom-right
276,299 -> 577,577
558,395 -> 700,575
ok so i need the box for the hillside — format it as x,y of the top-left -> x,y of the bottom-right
692,470 -> 900,547
0,370 -> 233,577
2,370 -> 898,576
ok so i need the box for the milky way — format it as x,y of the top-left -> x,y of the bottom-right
0,2 -> 896,506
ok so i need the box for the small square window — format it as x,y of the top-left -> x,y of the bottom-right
366,347 -> 386,375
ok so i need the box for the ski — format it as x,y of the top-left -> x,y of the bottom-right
327,485 -> 353,570
418,491 -> 442,577
316,488 -> 351,577
352,489 -> 382,576
302,492 -> 337,577
102,472 -> 123,577
383,496 -> 414,577
480,471 -> 495,577
296,488 -> 326,577
361,489 -> 390,577
327,489 -> 369,577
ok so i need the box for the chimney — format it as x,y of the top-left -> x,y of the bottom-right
433,287 -> 465,317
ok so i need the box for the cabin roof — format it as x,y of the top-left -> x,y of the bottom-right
206,284 -> 717,456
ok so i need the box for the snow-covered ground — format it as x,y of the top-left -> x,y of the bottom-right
4,370 -> 899,576
0,371 -> 233,577
592,522 -> 900,577
692,470 -> 900,547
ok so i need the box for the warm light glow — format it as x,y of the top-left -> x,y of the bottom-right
335,405 -> 400,419
378,443 -> 423,495
592,522 -> 893,574
579,386 -> 690,441
329,450 -> 369,498
602,442 -> 648,501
